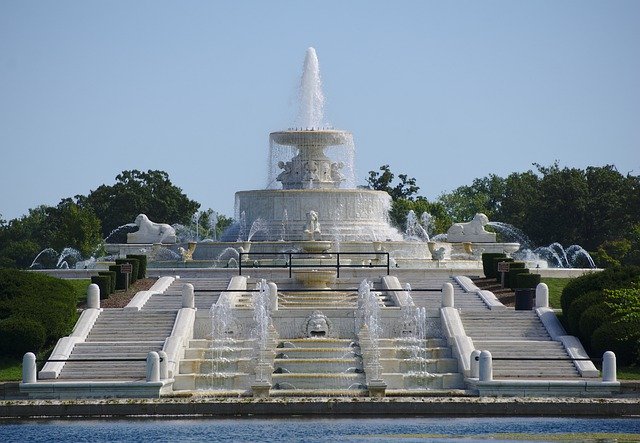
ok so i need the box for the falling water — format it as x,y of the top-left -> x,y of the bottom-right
236,211 -> 247,242
279,209 -> 289,241
191,212 -> 201,241
295,47 -> 325,129
247,218 -> 269,241
486,222 -> 533,249
209,296 -> 235,377
55,247 -> 82,268
420,212 -> 434,240
253,279 -> 272,383
405,210 -> 429,241
357,280 -> 382,381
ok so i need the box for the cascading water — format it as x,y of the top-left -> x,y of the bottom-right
357,280 -> 382,381
236,211 -> 247,242
247,218 -> 269,242
253,279 -> 272,383
405,210 -> 430,241
209,296 -> 235,380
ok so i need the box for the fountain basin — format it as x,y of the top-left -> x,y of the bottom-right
293,269 -> 336,289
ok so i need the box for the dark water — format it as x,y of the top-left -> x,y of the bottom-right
0,417 -> 639,442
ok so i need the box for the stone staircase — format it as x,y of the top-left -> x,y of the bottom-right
404,277 -> 487,311
460,310 -> 579,379
379,337 -> 465,391
270,338 -> 367,395
144,277 -> 229,310
58,309 -> 177,380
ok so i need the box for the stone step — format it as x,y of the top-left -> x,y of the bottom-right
277,338 -> 357,348
383,372 -> 465,390
273,358 -> 362,374
179,358 -> 254,374
173,373 -> 253,391
380,357 -> 458,374
271,373 -> 366,390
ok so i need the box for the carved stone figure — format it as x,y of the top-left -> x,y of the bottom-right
126,214 -> 177,244
303,210 -> 321,241
304,310 -> 332,338
446,213 -> 496,243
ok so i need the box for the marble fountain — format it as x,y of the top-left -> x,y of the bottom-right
21,48 -> 617,400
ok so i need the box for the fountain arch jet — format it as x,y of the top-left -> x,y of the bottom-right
225,48 -> 402,243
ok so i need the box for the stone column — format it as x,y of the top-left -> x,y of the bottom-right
441,282 -> 454,308
182,283 -> 195,309
535,283 -> 549,308
22,352 -> 37,384
479,350 -> 493,382
87,283 -> 100,309
602,351 -> 617,382
146,351 -> 160,382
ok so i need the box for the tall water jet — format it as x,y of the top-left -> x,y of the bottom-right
295,47 -> 325,130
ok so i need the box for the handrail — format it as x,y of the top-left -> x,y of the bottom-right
195,288 -> 441,293
238,251 -> 390,277
42,357 -> 164,362
474,355 -> 600,362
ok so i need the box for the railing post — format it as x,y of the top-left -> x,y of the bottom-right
479,350 -> 493,381
268,282 -> 278,311
470,350 -> 481,379
602,351 -> 617,382
87,283 -> 100,309
146,351 -> 160,382
158,350 -> 169,379
441,282 -> 454,308
337,253 -> 340,278
535,283 -> 549,308
182,283 -> 195,309
386,252 -> 390,275
288,253 -> 292,278
239,253 -> 243,275
22,352 -> 37,384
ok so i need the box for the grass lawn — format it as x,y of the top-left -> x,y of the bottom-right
0,357 -> 22,382
541,277 -> 572,309
66,278 -> 92,305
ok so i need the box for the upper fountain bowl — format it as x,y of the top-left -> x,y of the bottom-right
270,129 -> 352,147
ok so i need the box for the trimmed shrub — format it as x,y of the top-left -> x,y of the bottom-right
116,258 -> 139,284
591,318 -> 640,366
0,269 -> 77,346
482,253 -> 506,279
578,303 -> 612,348
515,273 -> 541,289
0,317 -> 46,358
98,271 -> 116,295
108,265 -> 129,291
505,262 -> 527,288
560,265 -> 640,315
91,275 -> 112,299
566,290 -> 602,336
127,254 -> 148,279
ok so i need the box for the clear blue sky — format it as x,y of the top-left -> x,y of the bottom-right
1,1 -> 639,221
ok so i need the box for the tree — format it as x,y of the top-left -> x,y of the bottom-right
437,175 -> 505,222
367,165 -> 420,201
0,201 -> 102,268
78,170 -> 200,238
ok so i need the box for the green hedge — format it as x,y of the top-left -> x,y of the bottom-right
515,273 -> 541,289
560,265 -> 640,315
91,275 -> 112,299
108,265 -> 129,291
116,258 -> 139,284
567,290 -> 601,334
591,317 -> 640,365
482,253 -> 506,279
0,270 -> 77,356
578,303 -> 612,347
0,317 -> 46,358
127,254 -> 147,279
505,262 -> 527,288
98,271 -> 116,295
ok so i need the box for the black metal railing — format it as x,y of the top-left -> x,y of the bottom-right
238,251 -> 391,278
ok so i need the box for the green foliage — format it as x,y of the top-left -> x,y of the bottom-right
78,169 -> 201,239
0,317 -> 46,358
515,273 -> 540,289
591,317 -> 640,365
566,290 -> 603,335
388,197 -> 451,234
366,164 -> 420,201
481,253 -> 506,279
560,266 -> 640,315
92,275 -> 112,299
109,265 -> 130,291
540,278 -> 571,309
578,303 -> 612,346
127,254 -> 147,279
116,258 -> 139,284
0,201 -> 102,269
0,270 -> 77,352
438,174 -> 505,223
